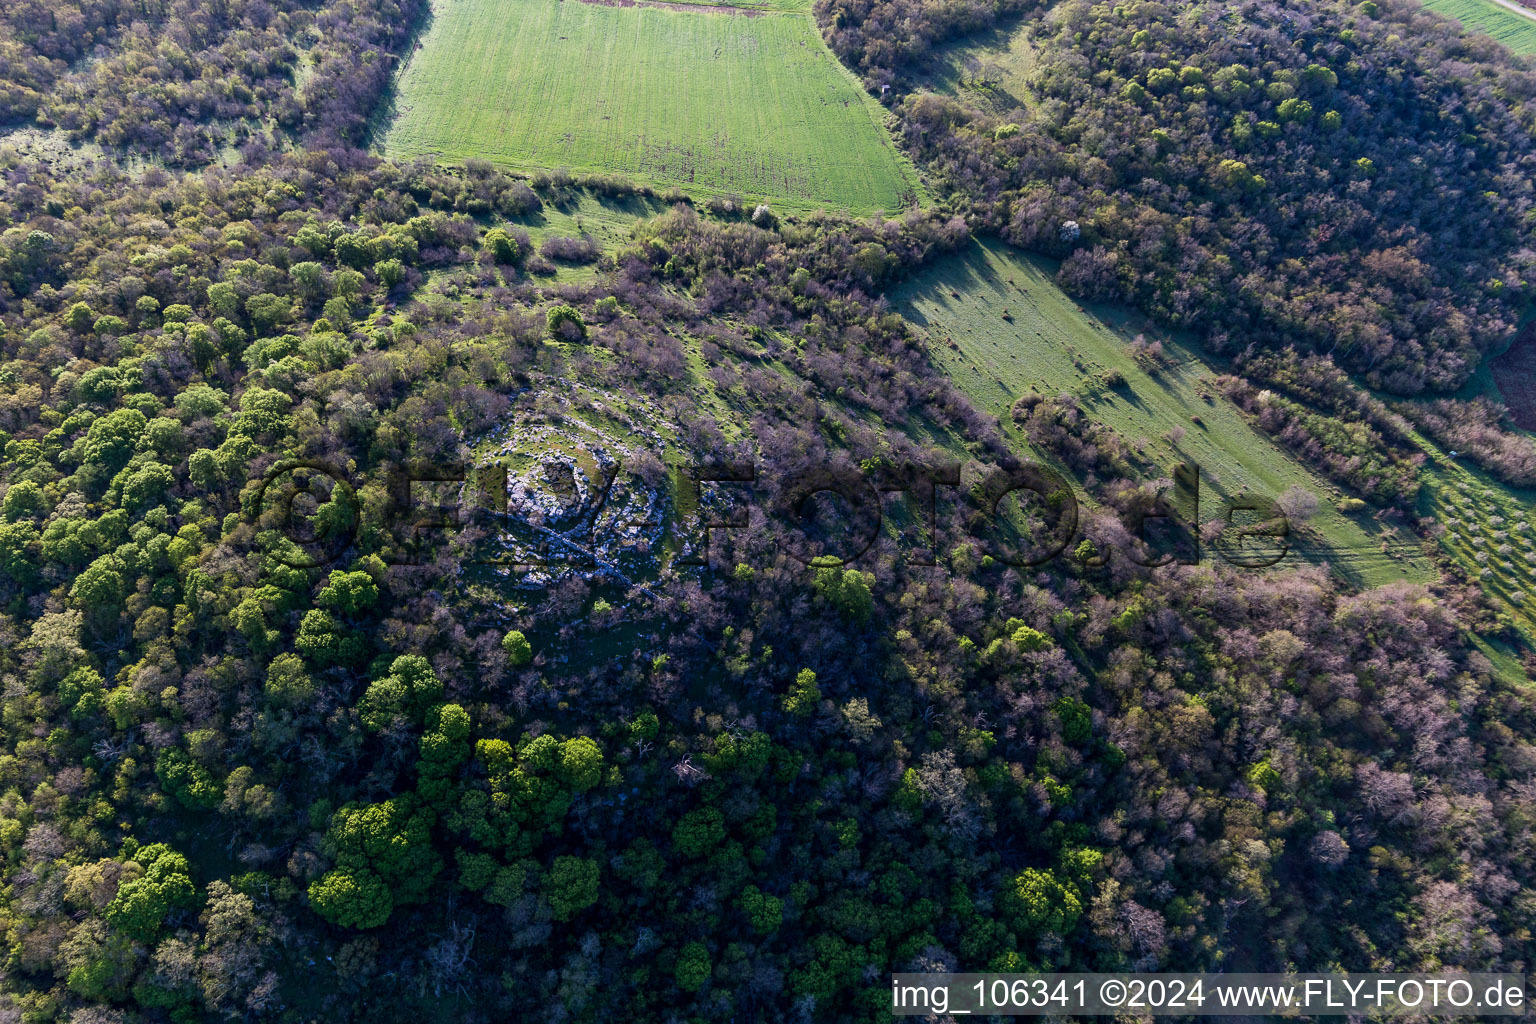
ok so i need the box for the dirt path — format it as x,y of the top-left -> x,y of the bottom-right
1482,0 -> 1536,25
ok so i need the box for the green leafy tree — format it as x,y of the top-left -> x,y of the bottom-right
229,387 -> 292,439
105,845 -> 197,940
782,668 -> 821,718
290,260 -> 326,296
207,281 -> 241,319
1215,158 -> 1266,192
71,554 -> 128,617
738,884 -> 784,933
1,479 -> 47,520
543,855 -> 600,921
334,232 -> 373,269
66,301 -> 94,333
674,941 -> 712,991
295,608 -> 364,667
317,569 -> 379,616
375,259 -> 406,288
357,654 -> 443,730
64,924 -> 137,1001
93,314 -> 128,337
701,730 -> 771,780
1277,96 -> 1313,122
117,461 -> 174,510
245,292 -> 293,336
263,653 -> 315,709
812,565 -> 874,622
1001,868 -> 1083,939
501,629 -> 533,666
308,865 -> 393,930
1052,697 -> 1093,744
417,703 -> 473,803
558,735 -> 604,791
72,408 -> 147,469
309,796 -> 443,929
155,749 -> 223,809
484,227 -> 523,264
672,806 -> 726,859
1011,624 -> 1051,652
458,733 -> 604,854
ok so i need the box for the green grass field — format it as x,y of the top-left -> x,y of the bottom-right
916,19 -> 1038,115
892,239 -> 1437,588
382,0 -> 921,214
647,0 -> 811,11
1421,0 -> 1536,53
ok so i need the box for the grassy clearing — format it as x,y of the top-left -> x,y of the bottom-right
915,19 -> 1039,115
891,238 -> 1436,589
509,189 -> 671,283
382,0 -> 921,214
1421,0 -> 1536,53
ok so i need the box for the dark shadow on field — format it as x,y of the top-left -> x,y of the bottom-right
363,1 -> 438,150
916,16 -> 1033,114
1491,318 -> 1536,431
894,239 -> 1169,413
892,238 -> 1006,328
892,238 -> 1435,591
514,191 -> 672,232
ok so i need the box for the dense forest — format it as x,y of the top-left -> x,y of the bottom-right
0,0 -> 1534,1020
0,0 -> 421,160
824,0 -> 1536,392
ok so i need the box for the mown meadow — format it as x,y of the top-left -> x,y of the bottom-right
893,239 -> 1437,589
381,0 -> 922,213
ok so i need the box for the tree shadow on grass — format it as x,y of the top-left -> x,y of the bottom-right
363,0 -> 438,152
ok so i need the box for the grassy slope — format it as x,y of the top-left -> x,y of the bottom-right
1421,0 -> 1536,52
382,0 -> 921,214
891,238 -> 1437,589
512,190 -> 673,283
914,18 -> 1039,115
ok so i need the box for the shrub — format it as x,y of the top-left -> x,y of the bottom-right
546,304 -> 588,342
501,629 -> 533,666
539,235 -> 599,263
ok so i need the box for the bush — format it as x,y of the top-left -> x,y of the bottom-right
484,227 -> 523,264
546,304 -> 588,342
539,235 -> 599,263
782,668 -> 821,717
502,629 -> 533,666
